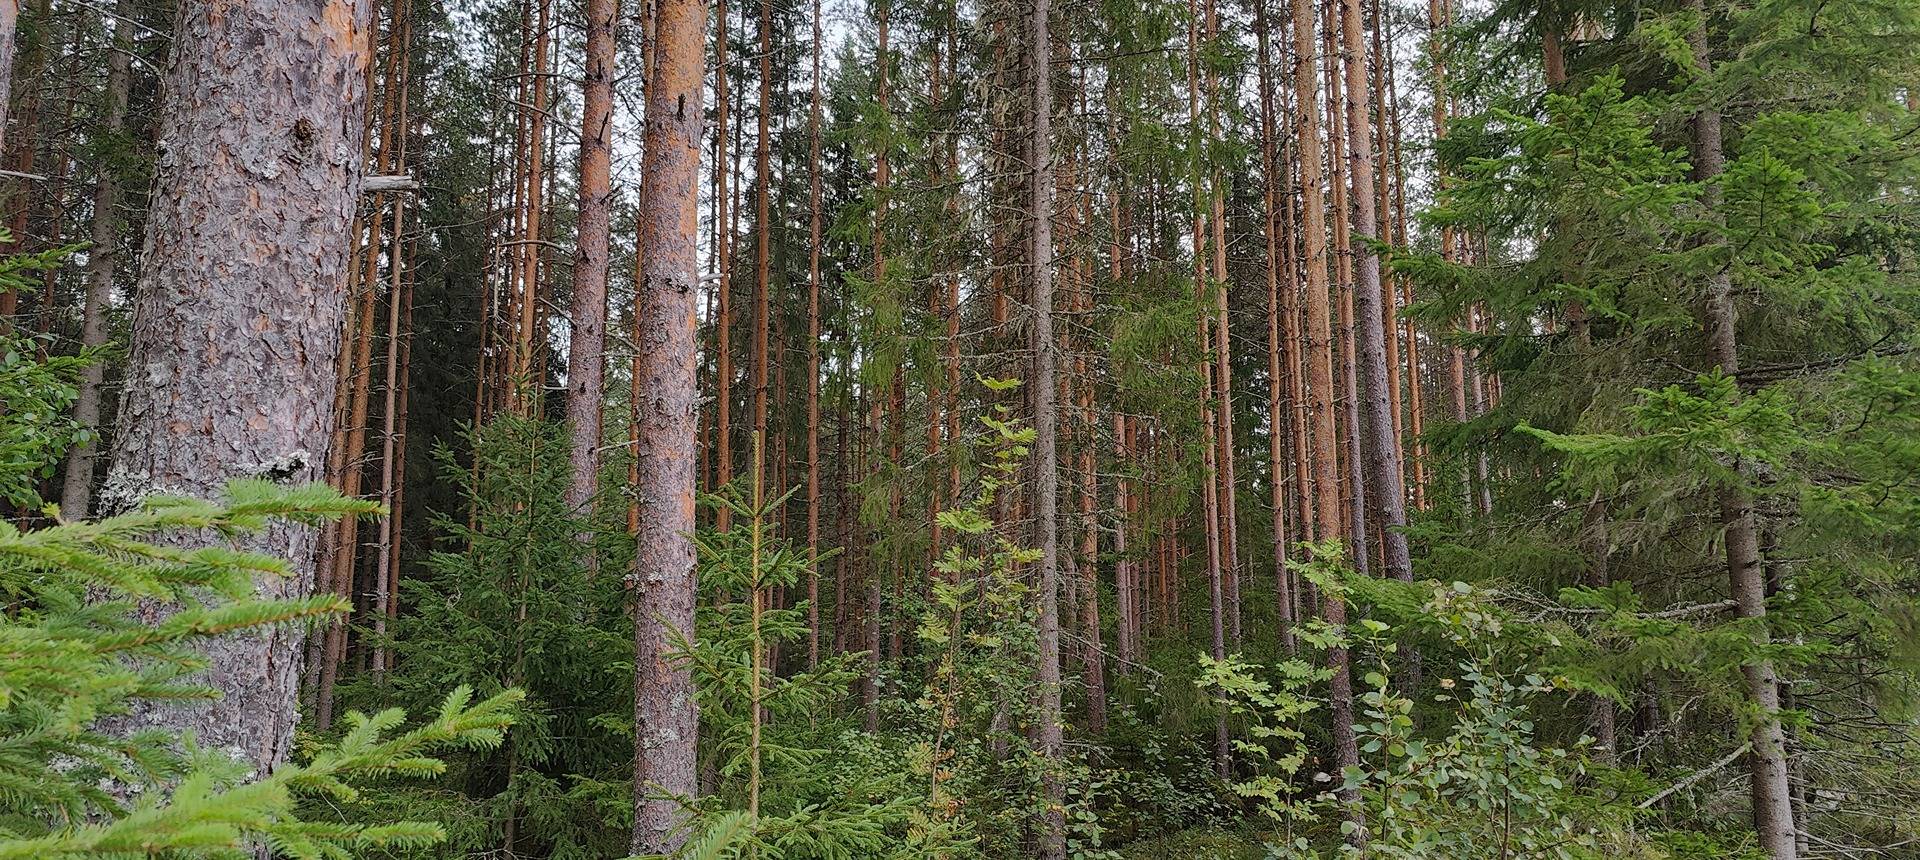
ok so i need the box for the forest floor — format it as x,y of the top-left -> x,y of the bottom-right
1116,826 -> 1269,859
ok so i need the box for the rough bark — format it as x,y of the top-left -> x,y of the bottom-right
1030,0 -> 1064,847
1255,0 -> 1296,650
98,0 -> 372,776
1686,5 -> 1796,855
58,0 -> 133,517
0,0 -> 15,160
1338,0 -> 1412,582
629,0 -> 704,844
564,0 -> 618,518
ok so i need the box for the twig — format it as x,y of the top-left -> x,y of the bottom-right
1637,742 -> 1750,809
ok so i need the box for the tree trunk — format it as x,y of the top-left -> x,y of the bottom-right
564,0 -> 617,519
712,0 -> 733,526
629,0 -> 705,844
58,0 -> 133,517
1255,0 -> 1296,651
1030,0 -> 1064,848
1338,0 -> 1412,582
99,0 -> 372,778
805,0 -> 824,671
1686,4 -> 1796,855
1292,0 -> 1365,842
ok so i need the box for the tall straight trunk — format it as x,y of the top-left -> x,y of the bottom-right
805,0 -> 824,670
1322,0 -> 1368,578
1201,0 -> 1241,647
99,0 -> 371,777
713,0 -> 733,525
59,0 -> 133,516
0,0 -> 14,162
512,0 -> 552,404
1291,0 -> 1364,841
565,0 -> 618,517
1685,5 -> 1795,855
1255,0 -> 1295,650
750,0 -> 771,449
1184,0 -> 1231,780
1338,0 -> 1411,581
1076,213 -> 1105,733
372,24 -> 414,673
1030,0 -> 1064,847
629,0 -> 704,843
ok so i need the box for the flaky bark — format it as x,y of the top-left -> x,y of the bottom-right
99,0 -> 372,776
630,0 -> 705,845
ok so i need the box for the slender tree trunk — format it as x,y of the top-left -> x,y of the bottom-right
58,0 -> 133,516
565,0 -> 618,520
713,0 -> 733,524
750,0 -> 771,456
1338,0 -> 1411,582
0,0 -> 15,163
1686,5 -> 1795,855
805,0 -> 824,671
1030,0 -> 1063,848
1292,0 -> 1365,841
629,0 -> 705,843
99,0 -> 372,778
1255,0 -> 1296,651
372,25 -> 414,673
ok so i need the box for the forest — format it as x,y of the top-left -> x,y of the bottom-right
0,0 -> 1916,855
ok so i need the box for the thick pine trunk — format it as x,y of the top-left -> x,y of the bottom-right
100,0 -> 372,777
564,0 -> 617,518
629,0 -> 705,845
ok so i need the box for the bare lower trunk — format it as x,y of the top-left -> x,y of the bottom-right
629,0 -> 704,846
59,0 -> 133,517
1338,0 -> 1411,582
1030,0 -> 1064,848
99,0 -> 372,778
564,0 -> 617,520
1292,0 -> 1364,843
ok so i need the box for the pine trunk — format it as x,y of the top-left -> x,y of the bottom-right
629,0 -> 705,844
100,0 -> 372,777
564,0 -> 617,518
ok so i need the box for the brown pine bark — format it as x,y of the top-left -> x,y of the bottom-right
1338,0 -> 1412,582
99,0 -> 372,778
805,0 -> 825,670
564,0 -> 618,518
58,0 -> 133,517
1030,0 -> 1064,845
1291,0 -> 1364,841
629,0 -> 705,843
1686,5 -> 1795,855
